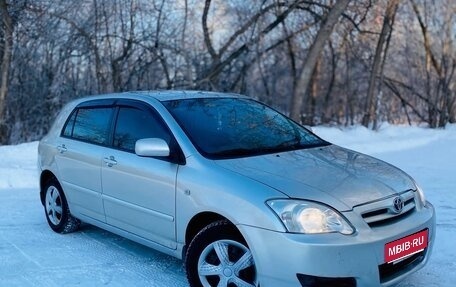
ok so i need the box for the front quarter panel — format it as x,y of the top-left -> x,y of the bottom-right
175,157 -> 288,246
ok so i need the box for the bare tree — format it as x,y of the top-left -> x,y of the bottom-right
362,0 -> 400,129
409,0 -> 455,127
289,0 -> 351,122
0,0 -> 454,144
0,0 -> 14,143
199,0 -> 302,90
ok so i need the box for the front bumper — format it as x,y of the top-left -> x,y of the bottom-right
238,202 -> 435,287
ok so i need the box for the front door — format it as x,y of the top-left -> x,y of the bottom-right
101,103 -> 178,249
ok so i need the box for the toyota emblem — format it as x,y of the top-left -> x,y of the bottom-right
393,197 -> 404,213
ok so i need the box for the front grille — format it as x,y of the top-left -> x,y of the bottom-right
378,249 -> 426,283
354,190 -> 416,228
366,208 -> 415,228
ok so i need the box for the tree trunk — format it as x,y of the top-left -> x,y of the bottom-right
0,0 -> 14,144
410,0 -> 445,127
289,0 -> 351,122
322,39 -> 336,123
306,57 -> 321,125
362,0 -> 399,129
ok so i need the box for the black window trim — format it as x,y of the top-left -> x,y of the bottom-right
61,108 -> 77,138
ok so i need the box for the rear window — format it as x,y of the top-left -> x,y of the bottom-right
62,107 -> 113,145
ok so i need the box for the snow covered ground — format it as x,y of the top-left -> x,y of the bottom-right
0,124 -> 454,286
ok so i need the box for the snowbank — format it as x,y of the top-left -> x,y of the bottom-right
0,141 -> 39,189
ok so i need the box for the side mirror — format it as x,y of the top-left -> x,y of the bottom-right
135,138 -> 170,157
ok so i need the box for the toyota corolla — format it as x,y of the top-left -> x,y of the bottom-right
38,91 -> 435,287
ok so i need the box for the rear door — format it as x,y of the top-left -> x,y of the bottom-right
101,101 -> 179,249
55,102 -> 115,222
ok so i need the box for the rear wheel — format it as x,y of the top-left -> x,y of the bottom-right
43,178 -> 80,233
186,220 -> 258,287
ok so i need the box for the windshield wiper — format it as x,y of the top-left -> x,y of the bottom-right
210,148 -> 256,158
209,141 -> 329,159
269,139 -> 329,153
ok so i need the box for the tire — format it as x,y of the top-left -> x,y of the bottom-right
43,178 -> 80,233
185,220 -> 258,287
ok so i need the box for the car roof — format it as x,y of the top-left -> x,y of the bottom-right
66,90 -> 254,111
70,90 -> 250,107
129,90 -> 247,102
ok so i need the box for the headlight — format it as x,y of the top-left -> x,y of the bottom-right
267,200 -> 354,235
415,184 -> 427,207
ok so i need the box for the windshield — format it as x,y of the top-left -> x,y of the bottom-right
163,98 -> 328,159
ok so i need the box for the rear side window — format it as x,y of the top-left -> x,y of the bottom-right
113,107 -> 171,152
62,107 -> 113,145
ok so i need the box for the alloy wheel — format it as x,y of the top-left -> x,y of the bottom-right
45,185 -> 63,226
197,239 -> 257,287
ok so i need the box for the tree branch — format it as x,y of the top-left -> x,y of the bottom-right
202,0 -> 218,61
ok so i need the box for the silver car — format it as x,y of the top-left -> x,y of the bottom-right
38,91 -> 435,287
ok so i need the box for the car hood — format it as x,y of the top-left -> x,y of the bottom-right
214,145 -> 416,211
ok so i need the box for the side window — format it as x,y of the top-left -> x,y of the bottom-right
71,107 -> 113,145
113,107 -> 171,152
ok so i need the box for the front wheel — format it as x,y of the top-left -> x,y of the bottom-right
43,178 -> 80,233
185,220 -> 258,287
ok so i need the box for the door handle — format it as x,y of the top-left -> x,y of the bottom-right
57,144 -> 67,153
103,156 -> 117,167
